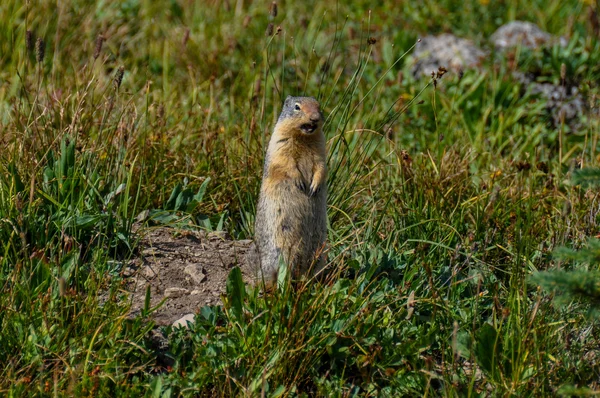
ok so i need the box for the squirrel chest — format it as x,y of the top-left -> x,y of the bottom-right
263,137 -> 325,198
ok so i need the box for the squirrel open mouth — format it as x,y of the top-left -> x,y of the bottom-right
300,123 -> 318,134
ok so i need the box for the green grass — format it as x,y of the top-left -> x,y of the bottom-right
1,0 -> 600,395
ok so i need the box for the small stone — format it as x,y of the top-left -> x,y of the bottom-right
190,290 -> 201,295
141,248 -> 158,256
142,266 -> 157,279
172,313 -> 195,329
164,287 -> 189,298
136,209 -> 150,222
208,231 -> 229,240
184,264 -> 207,284
234,239 -> 253,247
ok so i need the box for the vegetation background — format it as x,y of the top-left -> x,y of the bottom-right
1,0 -> 600,395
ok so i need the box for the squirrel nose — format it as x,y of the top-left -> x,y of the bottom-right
309,114 -> 320,123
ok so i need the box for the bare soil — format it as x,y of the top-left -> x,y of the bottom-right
125,226 -> 254,325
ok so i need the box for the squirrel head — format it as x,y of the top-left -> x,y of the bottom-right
277,96 -> 323,135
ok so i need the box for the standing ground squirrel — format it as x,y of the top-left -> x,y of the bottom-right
249,96 -> 328,289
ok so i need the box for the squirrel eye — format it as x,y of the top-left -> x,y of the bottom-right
294,104 -> 301,111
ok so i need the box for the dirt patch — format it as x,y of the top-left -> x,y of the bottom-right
125,226 -> 254,326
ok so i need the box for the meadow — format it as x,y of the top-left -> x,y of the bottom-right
1,0 -> 600,395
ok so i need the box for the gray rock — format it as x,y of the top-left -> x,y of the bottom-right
142,266 -> 158,279
172,313 -> 195,328
141,248 -> 158,257
164,287 -> 189,298
514,72 -> 586,129
491,21 -> 556,50
412,34 -> 486,77
531,83 -> 585,129
184,264 -> 207,284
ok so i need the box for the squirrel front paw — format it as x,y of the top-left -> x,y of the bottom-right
294,178 -> 308,194
308,180 -> 321,197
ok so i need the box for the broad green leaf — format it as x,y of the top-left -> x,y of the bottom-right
226,266 -> 245,321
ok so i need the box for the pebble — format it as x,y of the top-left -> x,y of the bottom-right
172,313 -> 195,329
164,287 -> 189,298
184,264 -> 207,284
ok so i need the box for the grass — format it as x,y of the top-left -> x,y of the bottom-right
1,0 -> 600,395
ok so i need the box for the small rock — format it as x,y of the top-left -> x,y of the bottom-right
184,264 -> 207,284
164,287 -> 189,298
141,248 -> 158,256
491,21 -> 556,51
208,231 -> 230,240
142,266 -> 157,279
190,289 -> 201,295
412,34 -> 486,77
136,209 -> 150,222
172,313 -> 195,329
234,239 -> 253,247
514,72 -> 586,129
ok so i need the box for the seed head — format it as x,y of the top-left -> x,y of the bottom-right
25,30 -> 34,53
265,23 -> 274,36
58,277 -> 66,297
514,160 -> 531,172
253,78 -> 261,101
560,63 -> 566,82
114,66 -> 124,90
396,70 -> 403,85
367,37 -> 377,45
14,193 -> 24,211
536,161 -> 549,174
35,37 -> 45,63
182,28 -> 190,47
436,66 -> 447,79
588,6 -> 599,37
270,1 -> 278,18
93,35 -> 104,60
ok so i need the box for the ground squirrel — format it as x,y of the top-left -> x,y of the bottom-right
250,96 -> 328,289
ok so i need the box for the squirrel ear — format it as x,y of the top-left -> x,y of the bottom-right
285,95 -> 292,103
